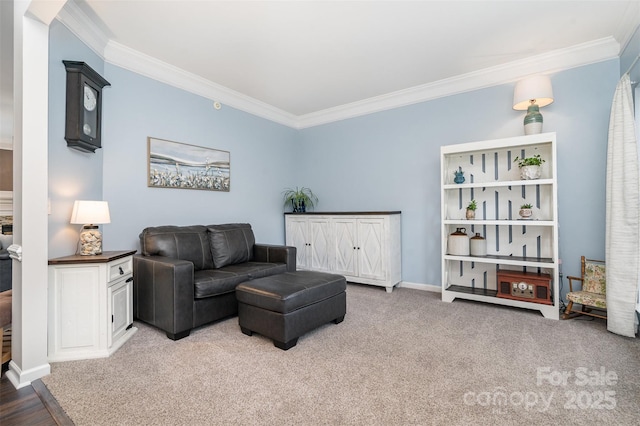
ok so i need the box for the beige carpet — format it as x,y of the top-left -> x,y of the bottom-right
42,284 -> 640,425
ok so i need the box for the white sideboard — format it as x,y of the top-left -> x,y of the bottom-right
285,212 -> 401,292
48,250 -> 137,362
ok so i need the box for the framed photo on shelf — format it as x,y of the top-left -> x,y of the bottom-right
147,137 -> 230,191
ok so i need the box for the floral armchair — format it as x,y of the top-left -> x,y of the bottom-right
563,256 -> 607,320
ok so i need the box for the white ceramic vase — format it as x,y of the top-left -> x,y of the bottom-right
447,228 -> 469,256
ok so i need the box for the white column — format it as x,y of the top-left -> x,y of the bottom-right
6,0 -> 67,389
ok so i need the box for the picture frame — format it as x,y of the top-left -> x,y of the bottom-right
147,137 -> 230,191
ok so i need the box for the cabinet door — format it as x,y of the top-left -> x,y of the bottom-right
357,218 -> 386,281
333,218 -> 358,276
108,277 -> 133,347
49,266 -> 101,355
309,217 -> 332,272
286,216 -> 310,269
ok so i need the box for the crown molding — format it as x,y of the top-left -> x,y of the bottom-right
56,3 -> 620,130
296,37 -> 620,129
56,1 -> 108,60
103,41 -> 298,128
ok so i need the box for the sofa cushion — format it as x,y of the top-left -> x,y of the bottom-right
194,270 -> 250,299
139,225 -> 214,271
0,234 -> 12,250
207,224 -> 255,268
223,262 -> 288,280
193,262 -> 287,299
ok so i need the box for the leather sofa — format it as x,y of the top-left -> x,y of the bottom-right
0,235 -> 12,293
133,223 -> 296,340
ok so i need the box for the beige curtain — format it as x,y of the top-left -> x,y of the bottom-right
605,73 -> 639,337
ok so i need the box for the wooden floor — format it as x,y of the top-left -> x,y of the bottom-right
0,368 -> 73,426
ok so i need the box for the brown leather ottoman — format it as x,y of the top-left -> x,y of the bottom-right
236,271 -> 346,350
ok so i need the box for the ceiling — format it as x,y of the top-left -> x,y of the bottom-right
5,1 -> 640,135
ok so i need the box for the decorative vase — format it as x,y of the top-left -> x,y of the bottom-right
519,208 -> 533,219
453,167 -> 465,184
519,165 -> 541,180
447,227 -> 469,256
466,209 -> 475,220
470,233 -> 486,256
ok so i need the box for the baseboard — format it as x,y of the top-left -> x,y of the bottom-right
397,281 -> 441,293
6,360 -> 51,389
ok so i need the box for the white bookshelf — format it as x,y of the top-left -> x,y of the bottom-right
440,132 -> 559,319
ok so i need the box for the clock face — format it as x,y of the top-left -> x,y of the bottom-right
84,85 -> 97,111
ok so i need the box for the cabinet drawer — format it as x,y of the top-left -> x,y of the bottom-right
108,256 -> 133,284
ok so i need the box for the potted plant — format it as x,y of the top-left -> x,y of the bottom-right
514,154 -> 545,180
466,199 -> 477,220
282,187 -> 318,213
519,203 -> 533,219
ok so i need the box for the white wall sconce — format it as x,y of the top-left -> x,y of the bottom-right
513,75 -> 554,135
70,200 -> 111,255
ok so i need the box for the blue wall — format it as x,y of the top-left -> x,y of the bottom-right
298,61 -> 619,290
101,64 -> 299,251
48,21 -> 299,258
48,19 -> 621,298
48,20 -> 106,258
620,25 -> 640,79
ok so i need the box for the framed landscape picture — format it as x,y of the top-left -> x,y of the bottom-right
147,137 -> 230,191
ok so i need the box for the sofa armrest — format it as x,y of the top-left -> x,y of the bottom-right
253,244 -> 297,272
133,254 -> 195,339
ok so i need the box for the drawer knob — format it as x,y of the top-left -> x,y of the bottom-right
119,266 -> 124,275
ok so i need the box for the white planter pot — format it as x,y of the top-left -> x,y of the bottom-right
520,165 -> 541,180
519,208 -> 533,219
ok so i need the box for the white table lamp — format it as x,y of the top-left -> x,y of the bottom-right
70,200 -> 111,255
513,75 -> 554,135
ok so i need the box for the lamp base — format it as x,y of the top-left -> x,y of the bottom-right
523,104 -> 543,135
79,225 -> 102,256
524,122 -> 543,135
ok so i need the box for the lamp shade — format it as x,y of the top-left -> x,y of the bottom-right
512,75 -> 554,110
70,200 -> 111,225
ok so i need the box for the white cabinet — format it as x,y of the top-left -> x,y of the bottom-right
285,212 -> 401,292
285,215 -> 332,272
48,250 -> 137,362
440,133 -> 559,319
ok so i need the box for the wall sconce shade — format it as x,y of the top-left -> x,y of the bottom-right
513,75 -> 554,135
70,200 -> 110,255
